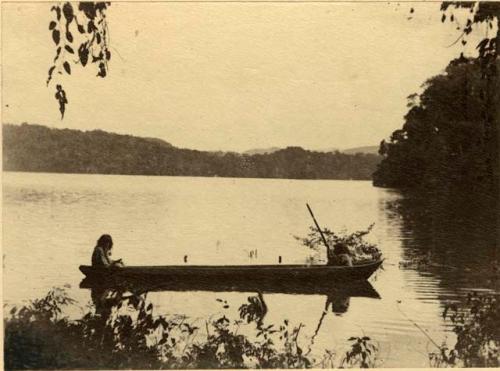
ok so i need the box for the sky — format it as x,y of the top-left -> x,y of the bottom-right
1,2 -> 483,152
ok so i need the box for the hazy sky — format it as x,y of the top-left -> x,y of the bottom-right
2,2 -> 482,152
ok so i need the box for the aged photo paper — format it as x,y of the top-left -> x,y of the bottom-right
1,0 -> 499,369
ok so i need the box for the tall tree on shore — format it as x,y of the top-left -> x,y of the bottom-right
373,57 -> 498,191
374,2 -> 499,193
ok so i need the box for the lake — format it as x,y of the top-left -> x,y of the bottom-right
3,171 -> 498,367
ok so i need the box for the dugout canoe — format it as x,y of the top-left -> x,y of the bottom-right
79,259 -> 383,286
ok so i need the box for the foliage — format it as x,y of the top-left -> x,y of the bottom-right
373,57 -> 499,194
4,287 -> 381,369
296,224 -> 381,264
2,123 -> 382,180
440,2 -> 499,65
341,336 -> 379,368
239,293 -> 267,329
429,292 -> 499,367
376,2 -> 499,194
47,2 -> 111,118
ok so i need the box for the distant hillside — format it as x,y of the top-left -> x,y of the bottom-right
142,137 -> 173,148
245,146 -> 378,155
3,123 -> 382,180
342,146 -> 379,155
243,147 -> 281,155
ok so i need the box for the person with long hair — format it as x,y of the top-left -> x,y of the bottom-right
91,234 -> 124,267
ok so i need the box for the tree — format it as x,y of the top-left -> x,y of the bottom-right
373,57 -> 498,191
374,2 -> 499,193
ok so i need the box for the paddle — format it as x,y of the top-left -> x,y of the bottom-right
306,203 -> 331,255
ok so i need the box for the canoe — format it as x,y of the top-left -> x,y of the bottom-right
79,259 -> 383,286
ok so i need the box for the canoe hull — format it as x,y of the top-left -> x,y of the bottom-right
79,260 -> 383,288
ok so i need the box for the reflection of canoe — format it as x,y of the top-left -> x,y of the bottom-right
79,259 -> 383,287
80,272 -> 381,298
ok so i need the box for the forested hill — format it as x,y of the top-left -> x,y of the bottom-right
3,123 -> 381,180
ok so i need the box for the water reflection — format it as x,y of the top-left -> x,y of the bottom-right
83,276 -> 381,362
82,278 -> 380,328
382,189 -> 499,293
81,274 -> 379,297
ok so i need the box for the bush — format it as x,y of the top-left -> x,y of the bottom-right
4,288 -> 380,369
295,224 -> 382,264
429,292 -> 499,368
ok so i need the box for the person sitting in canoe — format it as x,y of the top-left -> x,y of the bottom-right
327,242 -> 353,266
92,234 -> 124,267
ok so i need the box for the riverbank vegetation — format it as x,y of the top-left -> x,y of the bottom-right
374,2 -> 499,197
430,292 -> 499,367
373,57 -> 499,196
4,287 -> 498,369
3,123 -> 381,180
4,287 -> 380,369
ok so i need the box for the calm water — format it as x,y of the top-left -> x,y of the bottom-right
3,172 -> 498,367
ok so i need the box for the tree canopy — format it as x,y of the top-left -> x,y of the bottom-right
373,56 -> 499,194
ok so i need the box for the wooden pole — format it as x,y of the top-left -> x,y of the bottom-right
306,203 -> 331,254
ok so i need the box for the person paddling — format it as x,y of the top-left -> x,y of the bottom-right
91,234 -> 124,267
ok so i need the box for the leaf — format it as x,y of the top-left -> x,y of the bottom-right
55,85 -> 67,119
51,6 -> 61,21
105,50 -> 111,61
62,3 -> 74,21
47,66 -> 55,85
65,45 -> 74,54
77,24 -> 85,34
96,32 -> 101,44
78,44 -> 89,67
49,21 -> 57,30
54,47 -> 62,62
441,13 -> 446,23
80,3 -> 96,20
476,38 -> 489,52
63,61 -> 71,75
66,31 -> 73,43
52,30 -> 60,45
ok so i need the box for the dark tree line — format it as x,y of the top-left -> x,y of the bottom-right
373,57 -> 499,195
3,124 -> 381,180
374,2 -> 499,196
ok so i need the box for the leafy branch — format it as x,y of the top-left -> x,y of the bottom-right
47,2 -> 111,119
295,224 -> 381,264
